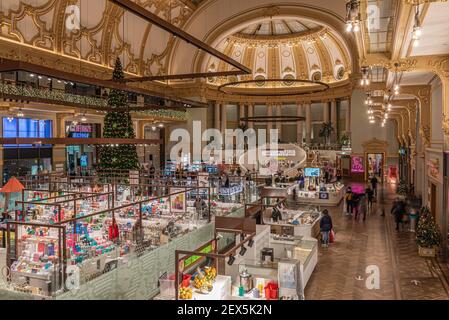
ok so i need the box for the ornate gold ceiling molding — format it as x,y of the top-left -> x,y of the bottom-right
179,4 -> 358,76
0,0 -> 195,77
404,0 -> 447,4
230,26 -> 325,43
170,80 -> 353,104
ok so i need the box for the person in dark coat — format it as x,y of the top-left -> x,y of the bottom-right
320,209 -> 333,247
370,175 -> 379,196
392,199 -> 406,231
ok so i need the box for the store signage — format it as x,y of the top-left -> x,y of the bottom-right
68,124 -> 92,138
262,150 -> 296,157
129,170 -> 139,186
219,183 -> 244,196
351,156 -> 364,173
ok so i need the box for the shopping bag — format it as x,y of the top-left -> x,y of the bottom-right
329,229 -> 335,243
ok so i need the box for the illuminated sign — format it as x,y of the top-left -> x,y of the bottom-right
67,124 -> 92,138
262,150 -> 296,157
351,156 -> 365,173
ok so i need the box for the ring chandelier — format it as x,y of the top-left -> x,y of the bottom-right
217,79 -> 330,97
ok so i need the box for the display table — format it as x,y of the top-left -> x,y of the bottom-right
296,183 -> 345,206
263,210 -> 321,238
190,275 -> 232,300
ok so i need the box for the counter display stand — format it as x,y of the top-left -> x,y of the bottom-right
263,209 -> 321,238
230,237 -> 317,299
294,182 -> 345,206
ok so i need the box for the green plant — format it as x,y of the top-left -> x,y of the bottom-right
340,132 -> 350,146
318,122 -> 334,146
397,180 -> 408,196
416,207 -> 440,248
97,58 -> 139,172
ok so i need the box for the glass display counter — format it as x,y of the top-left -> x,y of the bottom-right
263,209 -> 321,238
295,182 -> 345,206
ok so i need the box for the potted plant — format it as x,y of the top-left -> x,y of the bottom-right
340,132 -> 351,147
416,207 -> 440,257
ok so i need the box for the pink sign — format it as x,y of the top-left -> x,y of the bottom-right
351,156 -> 364,173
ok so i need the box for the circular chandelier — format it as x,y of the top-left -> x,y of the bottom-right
241,115 -> 306,123
217,79 -> 330,97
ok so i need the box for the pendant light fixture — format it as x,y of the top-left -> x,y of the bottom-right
360,66 -> 371,86
345,0 -> 361,33
412,5 -> 422,47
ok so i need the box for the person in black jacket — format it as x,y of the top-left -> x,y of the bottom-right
320,209 -> 333,247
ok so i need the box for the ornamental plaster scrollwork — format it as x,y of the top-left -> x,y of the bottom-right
419,125 -> 431,147
261,6 -> 281,18
427,57 -> 449,79
442,114 -> 449,136
0,0 -> 194,77
375,58 -> 418,73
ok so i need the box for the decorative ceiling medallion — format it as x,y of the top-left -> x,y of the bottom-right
336,66 -> 345,80
311,71 -> 322,82
283,74 -> 295,86
306,47 -> 315,55
282,50 -> 291,57
254,75 -> 266,87
256,67 -> 265,74
234,51 -> 242,57
258,52 -> 265,59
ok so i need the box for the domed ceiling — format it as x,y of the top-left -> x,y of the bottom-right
203,18 -> 351,89
238,19 -> 320,37
0,0 -> 193,76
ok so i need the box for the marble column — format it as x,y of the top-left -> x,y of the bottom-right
297,103 -> 304,144
276,103 -> 282,141
239,102 -> 246,127
331,99 -> 338,142
221,103 -> 227,134
305,103 -> 312,144
323,100 -> 330,124
214,102 -> 221,130
267,103 -> 273,143
248,103 -> 254,129
345,98 -> 351,135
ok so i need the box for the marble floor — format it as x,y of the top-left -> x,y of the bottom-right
303,183 -> 449,300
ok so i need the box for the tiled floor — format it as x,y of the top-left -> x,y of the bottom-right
303,183 -> 449,300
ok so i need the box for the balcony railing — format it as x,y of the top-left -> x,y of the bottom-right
0,82 -> 187,121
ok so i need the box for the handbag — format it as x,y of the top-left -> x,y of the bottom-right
329,229 -> 335,243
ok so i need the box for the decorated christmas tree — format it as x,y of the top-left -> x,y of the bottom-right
396,180 -> 408,196
416,207 -> 440,248
97,58 -> 139,172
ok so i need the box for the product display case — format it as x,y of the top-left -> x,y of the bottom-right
296,182 -> 345,206
263,208 -> 321,238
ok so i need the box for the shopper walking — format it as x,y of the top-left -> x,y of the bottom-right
365,187 -> 374,213
370,175 -> 379,196
345,187 -> 354,216
320,209 -> 333,247
408,207 -> 419,232
359,193 -> 368,221
392,199 -> 406,231
353,194 -> 360,220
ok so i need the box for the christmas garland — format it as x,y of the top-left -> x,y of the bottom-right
0,83 -> 186,121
